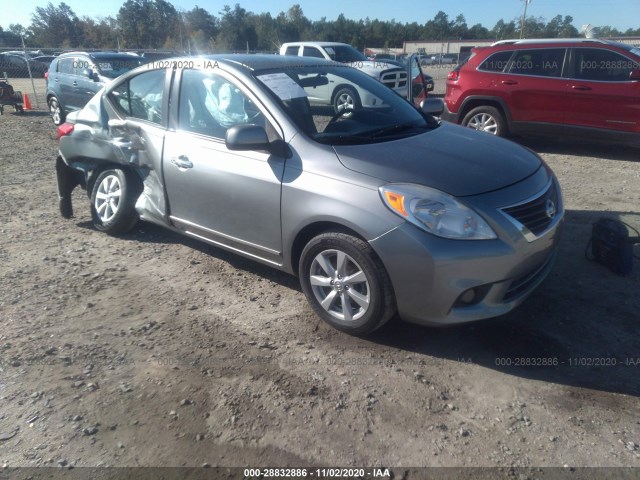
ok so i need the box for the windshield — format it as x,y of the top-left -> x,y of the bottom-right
95,57 -> 144,79
256,64 -> 437,145
323,45 -> 367,63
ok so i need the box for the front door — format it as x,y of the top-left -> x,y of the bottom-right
565,47 -> 640,133
163,69 -> 286,266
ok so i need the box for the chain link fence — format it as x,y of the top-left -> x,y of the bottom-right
0,48 -> 57,109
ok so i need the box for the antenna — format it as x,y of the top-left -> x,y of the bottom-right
520,0 -> 532,39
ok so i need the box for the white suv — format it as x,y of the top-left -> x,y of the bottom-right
280,42 -> 408,113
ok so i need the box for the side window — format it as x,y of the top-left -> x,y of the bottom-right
478,51 -> 513,72
284,46 -> 299,56
58,58 -> 75,74
178,69 -> 267,139
303,47 -> 324,58
507,49 -> 566,77
572,48 -> 639,82
109,69 -> 165,124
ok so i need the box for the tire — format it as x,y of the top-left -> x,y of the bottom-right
90,169 -> 141,235
48,96 -> 65,126
461,106 -> 507,136
332,87 -> 361,115
299,232 -> 396,335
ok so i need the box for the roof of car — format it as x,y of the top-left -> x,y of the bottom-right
492,38 -> 610,45
483,38 -> 639,54
281,41 -> 352,47
57,51 -> 141,59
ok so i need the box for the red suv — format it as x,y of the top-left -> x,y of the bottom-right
443,39 -> 640,143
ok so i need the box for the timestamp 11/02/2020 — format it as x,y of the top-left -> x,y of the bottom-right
493,357 -> 640,367
243,468 -> 391,478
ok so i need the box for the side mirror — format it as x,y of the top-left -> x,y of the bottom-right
83,68 -> 99,81
630,69 -> 640,81
225,124 -> 290,157
420,98 -> 444,117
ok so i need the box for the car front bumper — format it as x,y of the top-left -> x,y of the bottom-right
369,180 -> 563,326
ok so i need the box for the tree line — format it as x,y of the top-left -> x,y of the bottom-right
1,1 -> 639,52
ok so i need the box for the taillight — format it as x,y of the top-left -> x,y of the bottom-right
57,123 -> 74,141
447,70 -> 459,81
44,72 -> 49,80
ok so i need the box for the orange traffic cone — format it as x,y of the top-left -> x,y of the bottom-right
23,93 -> 32,110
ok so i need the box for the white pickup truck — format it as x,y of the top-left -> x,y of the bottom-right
279,42 -> 408,114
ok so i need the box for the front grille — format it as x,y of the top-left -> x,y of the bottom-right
380,70 -> 408,89
501,181 -> 560,239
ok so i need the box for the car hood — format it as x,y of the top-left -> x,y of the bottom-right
333,122 -> 542,197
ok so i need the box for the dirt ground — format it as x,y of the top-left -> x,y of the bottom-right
1,90 -> 640,476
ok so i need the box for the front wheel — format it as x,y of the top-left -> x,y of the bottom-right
299,232 -> 395,335
48,96 -> 65,126
90,169 -> 141,235
462,106 -> 507,136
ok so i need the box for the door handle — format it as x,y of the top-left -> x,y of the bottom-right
501,80 -> 518,85
571,85 -> 591,91
72,81 -> 78,87
171,155 -> 193,169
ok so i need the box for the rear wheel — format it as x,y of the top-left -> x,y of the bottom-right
48,96 -> 65,126
91,169 -> 141,234
462,106 -> 506,136
299,232 -> 395,335
332,87 -> 361,116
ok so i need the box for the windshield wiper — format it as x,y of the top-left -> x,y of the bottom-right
361,122 -> 425,139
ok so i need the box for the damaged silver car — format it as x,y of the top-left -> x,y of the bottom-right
56,55 -> 563,335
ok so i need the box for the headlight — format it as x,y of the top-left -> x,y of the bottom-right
380,183 -> 497,240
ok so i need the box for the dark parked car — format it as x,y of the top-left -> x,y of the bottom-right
31,55 -> 57,66
55,55 -> 563,335
443,38 -> 640,142
46,51 -> 144,125
0,53 -> 49,78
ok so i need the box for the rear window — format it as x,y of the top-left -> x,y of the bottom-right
478,51 -> 513,72
506,48 -> 566,77
284,46 -> 298,56
303,47 -> 325,58
57,57 -> 75,74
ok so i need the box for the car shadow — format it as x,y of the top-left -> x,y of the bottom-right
79,208 -> 640,397
7,110 -> 51,117
76,219 -> 302,292
369,209 -> 640,397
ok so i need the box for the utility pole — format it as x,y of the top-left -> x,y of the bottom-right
520,0 -> 532,38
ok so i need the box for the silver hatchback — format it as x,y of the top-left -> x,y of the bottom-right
55,55 -> 563,335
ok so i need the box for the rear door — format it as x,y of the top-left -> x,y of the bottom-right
54,57 -> 81,110
565,47 -> 640,132
162,68 -> 286,265
500,48 -> 569,125
73,57 -> 101,108
105,68 -> 169,222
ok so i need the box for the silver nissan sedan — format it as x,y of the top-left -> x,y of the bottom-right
55,55 -> 563,335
